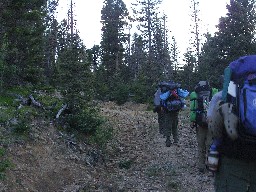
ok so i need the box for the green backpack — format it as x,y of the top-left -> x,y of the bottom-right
190,87 -> 218,126
190,91 -> 198,122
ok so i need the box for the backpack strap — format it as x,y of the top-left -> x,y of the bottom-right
248,77 -> 256,85
210,88 -> 213,101
242,88 -> 247,119
222,67 -> 232,102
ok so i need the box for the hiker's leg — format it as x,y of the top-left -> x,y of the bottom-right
215,156 -> 256,192
205,128 -> 213,164
196,125 -> 207,171
163,113 -> 172,147
158,112 -> 165,134
171,112 -> 179,143
163,113 -> 171,137
205,128 -> 213,149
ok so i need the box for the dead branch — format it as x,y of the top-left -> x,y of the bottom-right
56,104 -> 68,119
28,94 -> 43,108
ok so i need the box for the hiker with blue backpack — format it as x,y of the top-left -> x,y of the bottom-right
153,80 -> 189,147
206,55 -> 256,191
190,81 -> 219,173
153,87 -> 165,135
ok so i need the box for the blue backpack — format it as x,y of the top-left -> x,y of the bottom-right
224,55 -> 256,141
158,81 -> 188,112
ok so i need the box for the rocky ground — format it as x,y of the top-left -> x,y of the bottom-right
0,101 -> 215,192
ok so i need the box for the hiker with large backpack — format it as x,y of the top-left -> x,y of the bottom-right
207,55 -> 256,191
190,81 -> 218,173
153,87 -> 165,135
153,80 -> 189,147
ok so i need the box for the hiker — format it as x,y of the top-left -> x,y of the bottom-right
206,55 -> 256,191
154,80 -> 189,147
153,87 -> 165,135
190,81 -> 218,173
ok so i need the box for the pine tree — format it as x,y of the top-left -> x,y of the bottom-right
55,17 -> 96,133
87,45 -> 101,72
199,0 -> 256,87
1,0 -> 47,87
132,0 -> 162,56
181,49 -> 197,91
216,0 -> 256,61
129,33 -> 147,80
170,36 -> 179,81
101,0 -> 129,80
189,0 -> 201,68
44,0 -> 59,84
151,14 -> 172,82
132,0 -> 169,94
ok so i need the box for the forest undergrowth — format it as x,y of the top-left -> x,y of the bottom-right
0,101 -> 214,192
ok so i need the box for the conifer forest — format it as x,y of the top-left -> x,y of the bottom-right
0,0 -> 256,191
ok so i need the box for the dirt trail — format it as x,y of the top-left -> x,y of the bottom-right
99,101 -> 215,192
0,101 -> 215,192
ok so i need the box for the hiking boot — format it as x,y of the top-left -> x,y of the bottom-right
173,141 -> 179,147
165,138 -> 171,147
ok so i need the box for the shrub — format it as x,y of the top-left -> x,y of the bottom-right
12,116 -> 31,135
90,121 -> 113,149
130,82 -> 151,104
111,84 -> 130,105
66,106 -> 104,135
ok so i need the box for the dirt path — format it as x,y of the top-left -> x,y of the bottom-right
1,101 -> 215,191
100,101 -> 215,192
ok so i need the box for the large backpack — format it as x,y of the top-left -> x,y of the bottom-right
158,81 -> 187,112
222,55 -> 256,143
190,81 -> 218,127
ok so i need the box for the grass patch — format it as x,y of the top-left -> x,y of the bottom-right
89,120 -> 113,149
0,94 -> 14,106
118,159 -> 134,169
146,165 -> 162,177
0,107 -> 15,125
166,180 -> 180,191
146,162 -> 175,177
12,116 -> 31,136
0,148 -> 13,180
1,86 -> 113,149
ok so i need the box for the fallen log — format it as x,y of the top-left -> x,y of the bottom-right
14,94 -> 30,106
56,104 -> 68,119
29,94 -> 43,108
